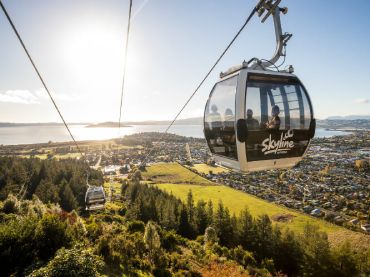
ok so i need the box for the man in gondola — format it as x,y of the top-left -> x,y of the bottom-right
266,105 -> 281,130
246,109 -> 259,130
209,104 -> 222,145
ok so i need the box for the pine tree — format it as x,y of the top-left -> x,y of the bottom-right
143,221 -> 161,263
60,181 -> 77,212
195,199 -> 209,235
178,206 -> 192,238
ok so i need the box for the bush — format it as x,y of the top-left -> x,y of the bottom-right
29,247 -> 103,277
35,213 -> 73,260
2,194 -> 19,214
127,220 -> 145,233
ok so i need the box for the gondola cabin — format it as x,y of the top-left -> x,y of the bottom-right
204,67 -> 315,172
85,186 -> 106,211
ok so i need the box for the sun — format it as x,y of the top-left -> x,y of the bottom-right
59,22 -> 137,90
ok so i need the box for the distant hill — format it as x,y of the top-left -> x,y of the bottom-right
86,117 -> 203,128
317,119 -> 369,130
0,122 -> 89,127
326,115 -> 370,120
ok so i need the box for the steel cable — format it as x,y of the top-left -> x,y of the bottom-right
139,5 -> 258,167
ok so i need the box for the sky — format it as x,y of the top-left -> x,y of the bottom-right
0,0 -> 369,123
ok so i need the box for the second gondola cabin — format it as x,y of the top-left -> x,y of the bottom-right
204,67 -> 315,172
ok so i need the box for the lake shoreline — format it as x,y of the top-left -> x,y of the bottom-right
0,125 -> 354,147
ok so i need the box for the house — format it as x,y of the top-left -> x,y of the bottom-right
349,218 -> 360,225
361,224 -> 370,233
311,208 -> 321,216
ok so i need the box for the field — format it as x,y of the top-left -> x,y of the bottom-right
142,162 -> 214,185
18,153 -> 82,160
103,181 -> 122,198
145,163 -> 369,248
191,163 -> 230,174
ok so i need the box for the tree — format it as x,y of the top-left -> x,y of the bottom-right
273,229 -> 303,276
60,181 -> 77,212
299,224 -> 333,276
35,213 -> 72,260
253,215 -> 274,261
213,201 -> 235,247
206,200 -> 213,225
331,242 -> 359,277
35,180 -> 60,204
195,200 -> 209,235
144,221 -> 161,262
29,247 -> 103,277
238,208 -> 255,250
204,226 -> 218,246
187,190 -> 195,223
178,206 -> 192,238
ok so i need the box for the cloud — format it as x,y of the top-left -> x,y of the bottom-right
35,88 -> 80,101
0,90 -> 40,104
354,98 -> 369,104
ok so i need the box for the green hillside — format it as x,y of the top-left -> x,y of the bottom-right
145,163 -> 369,249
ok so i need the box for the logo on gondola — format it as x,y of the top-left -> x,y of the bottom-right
261,130 -> 294,155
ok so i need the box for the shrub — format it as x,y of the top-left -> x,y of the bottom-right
127,220 -> 145,233
34,213 -> 73,260
29,247 -> 103,277
2,194 -> 19,214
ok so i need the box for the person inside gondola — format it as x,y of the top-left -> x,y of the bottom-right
209,104 -> 222,145
222,108 -> 236,155
266,105 -> 281,130
246,109 -> 259,130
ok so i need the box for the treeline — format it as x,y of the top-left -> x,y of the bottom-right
0,195 -> 103,276
0,157 -> 103,211
123,178 -> 370,277
117,132 -> 203,146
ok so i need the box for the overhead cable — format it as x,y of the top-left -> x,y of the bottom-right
140,4 -> 259,167
0,1 -> 86,161
118,0 -> 133,131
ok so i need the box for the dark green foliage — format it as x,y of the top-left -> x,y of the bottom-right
96,225 -> 149,274
213,201 -> 237,248
273,229 -> 303,276
0,157 -> 103,209
298,224 -> 334,276
2,193 -> 20,214
0,165 -> 368,277
0,198 -> 77,276
127,220 -> 145,233
194,199 -> 209,235
59,181 -> 78,212
0,215 -> 39,276
29,247 -> 103,277
124,183 -> 183,232
161,230 -> 184,252
34,213 -> 73,260
178,206 -> 193,238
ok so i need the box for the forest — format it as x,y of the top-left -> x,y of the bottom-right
0,157 -> 369,276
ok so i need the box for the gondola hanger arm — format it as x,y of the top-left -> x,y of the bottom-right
251,0 -> 292,70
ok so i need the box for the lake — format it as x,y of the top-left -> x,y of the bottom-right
0,125 -> 350,145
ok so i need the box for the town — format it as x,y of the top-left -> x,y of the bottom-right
0,130 -> 369,234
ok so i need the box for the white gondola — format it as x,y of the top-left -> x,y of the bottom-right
85,185 -> 106,211
204,0 -> 315,172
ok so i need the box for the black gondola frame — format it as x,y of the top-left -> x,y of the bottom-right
204,68 -> 315,172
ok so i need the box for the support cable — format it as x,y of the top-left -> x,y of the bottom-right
139,5 -> 259,167
118,0 -> 133,131
0,1 -> 86,161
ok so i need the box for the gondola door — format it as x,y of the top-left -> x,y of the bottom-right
204,72 -> 244,170
241,70 -> 315,171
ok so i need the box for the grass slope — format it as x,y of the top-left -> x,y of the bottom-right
145,163 -> 369,248
191,163 -> 230,174
143,163 -> 214,185
156,183 -> 340,234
